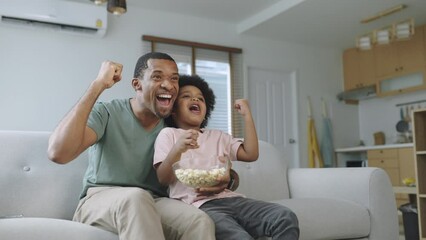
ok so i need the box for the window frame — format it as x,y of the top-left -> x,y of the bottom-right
142,35 -> 243,137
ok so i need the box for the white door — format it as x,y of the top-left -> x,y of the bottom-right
247,67 -> 299,168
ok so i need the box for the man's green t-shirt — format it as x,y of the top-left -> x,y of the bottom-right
81,98 -> 167,198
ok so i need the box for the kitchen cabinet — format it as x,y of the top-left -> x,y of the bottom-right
377,69 -> 426,97
368,149 -> 399,185
398,147 -> 416,206
399,147 -> 416,182
342,48 -> 375,91
375,26 -> 426,97
424,25 -> 426,64
413,109 -> 426,239
341,24 -> 426,100
367,147 -> 415,207
374,26 -> 425,79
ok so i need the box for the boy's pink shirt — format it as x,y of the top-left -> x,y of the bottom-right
154,127 -> 244,208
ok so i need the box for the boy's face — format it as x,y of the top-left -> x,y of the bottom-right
173,85 -> 206,129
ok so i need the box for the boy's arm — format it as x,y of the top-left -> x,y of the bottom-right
235,99 -> 259,162
155,129 -> 199,185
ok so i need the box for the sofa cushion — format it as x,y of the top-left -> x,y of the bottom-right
0,131 -> 88,220
272,198 -> 370,240
0,217 -> 118,240
232,140 -> 290,201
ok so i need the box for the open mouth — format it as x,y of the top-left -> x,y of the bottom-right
157,94 -> 172,106
189,104 -> 201,113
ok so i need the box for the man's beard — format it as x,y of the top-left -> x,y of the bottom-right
155,106 -> 173,119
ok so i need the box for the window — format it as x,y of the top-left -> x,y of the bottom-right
142,36 -> 243,137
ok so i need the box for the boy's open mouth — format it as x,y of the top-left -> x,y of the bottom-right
189,104 -> 200,113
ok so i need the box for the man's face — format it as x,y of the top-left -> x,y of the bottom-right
140,59 -> 179,118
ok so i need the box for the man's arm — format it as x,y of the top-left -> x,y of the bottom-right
47,61 -> 123,164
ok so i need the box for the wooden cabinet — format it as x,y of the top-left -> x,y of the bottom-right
343,48 -> 375,91
374,26 -> 425,79
413,109 -> 426,239
375,26 -> 426,97
399,147 -> 416,182
341,25 -> 426,99
368,147 -> 415,207
368,149 -> 399,185
398,147 -> 416,207
424,25 -> 426,64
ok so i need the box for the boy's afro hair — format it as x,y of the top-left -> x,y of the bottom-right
165,74 -> 216,128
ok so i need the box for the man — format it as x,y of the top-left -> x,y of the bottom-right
47,52 -> 220,240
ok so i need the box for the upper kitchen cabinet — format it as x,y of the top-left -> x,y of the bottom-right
374,26 -> 425,79
375,26 -> 426,97
343,48 -> 375,91
340,24 -> 426,101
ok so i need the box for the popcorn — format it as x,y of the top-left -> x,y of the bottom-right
174,167 -> 227,188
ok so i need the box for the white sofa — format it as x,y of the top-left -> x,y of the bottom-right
0,130 -> 399,240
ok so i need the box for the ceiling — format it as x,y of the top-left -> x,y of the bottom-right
122,0 -> 426,49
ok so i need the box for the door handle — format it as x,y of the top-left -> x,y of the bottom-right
289,138 -> 296,144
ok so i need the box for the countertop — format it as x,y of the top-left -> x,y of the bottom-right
335,143 -> 413,153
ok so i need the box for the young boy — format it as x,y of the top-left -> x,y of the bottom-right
153,75 -> 299,240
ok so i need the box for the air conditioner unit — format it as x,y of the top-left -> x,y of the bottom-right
0,0 -> 107,38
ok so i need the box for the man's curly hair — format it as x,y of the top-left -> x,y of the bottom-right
165,74 -> 216,128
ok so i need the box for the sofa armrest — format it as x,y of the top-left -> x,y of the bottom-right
287,167 -> 399,240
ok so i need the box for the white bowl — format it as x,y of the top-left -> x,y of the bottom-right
172,155 -> 229,188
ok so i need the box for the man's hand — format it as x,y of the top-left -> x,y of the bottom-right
95,61 -> 123,89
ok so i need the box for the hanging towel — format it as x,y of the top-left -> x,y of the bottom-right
320,98 -> 335,167
307,97 -> 324,168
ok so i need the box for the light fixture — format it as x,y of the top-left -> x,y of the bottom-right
108,0 -> 127,15
90,0 -> 107,5
356,33 -> 373,50
361,4 -> 406,24
374,26 -> 392,45
394,18 -> 414,40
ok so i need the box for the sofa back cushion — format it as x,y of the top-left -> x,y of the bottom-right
0,131 -> 88,220
232,140 -> 290,201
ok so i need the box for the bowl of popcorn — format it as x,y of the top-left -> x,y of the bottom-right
172,155 -> 229,188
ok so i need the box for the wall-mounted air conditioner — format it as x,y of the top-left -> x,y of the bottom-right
0,0 -> 107,38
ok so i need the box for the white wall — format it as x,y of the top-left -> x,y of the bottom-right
359,90 -> 426,146
0,2 -> 358,167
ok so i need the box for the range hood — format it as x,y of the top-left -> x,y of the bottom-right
337,85 -> 377,101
